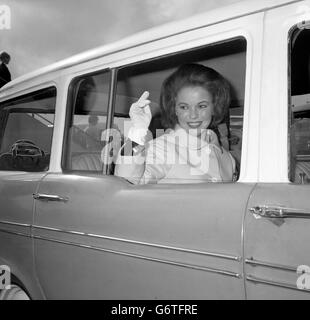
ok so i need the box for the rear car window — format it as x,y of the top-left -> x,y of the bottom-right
0,87 -> 56,172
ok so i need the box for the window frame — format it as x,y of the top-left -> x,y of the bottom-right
288,24 -> 295,183
288,23 -> 310,184
61,35 -> 248,181
110,36 -> 247,182
61,68 -> 113,173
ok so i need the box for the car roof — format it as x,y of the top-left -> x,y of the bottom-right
0,0 -> 302,97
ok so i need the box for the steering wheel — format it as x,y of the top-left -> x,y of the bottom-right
9,140 -> 46,171
11,139 -> 45,158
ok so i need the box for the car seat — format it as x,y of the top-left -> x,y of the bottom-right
71,153 -> 103,171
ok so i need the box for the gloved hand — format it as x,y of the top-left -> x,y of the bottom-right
128,91 -> 152,145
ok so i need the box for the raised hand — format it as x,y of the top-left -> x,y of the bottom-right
128,91 -> 152,145
129,91 -> 152,130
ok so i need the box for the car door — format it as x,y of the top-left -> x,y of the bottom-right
244,2 -> 310,300
0,87 -> 56,299
33,72 -> 251,300
33,12 -> 264,299
245,184 -> 310,299
35,175 -> 254,299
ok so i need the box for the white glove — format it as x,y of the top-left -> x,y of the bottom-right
128,91 -> 152,145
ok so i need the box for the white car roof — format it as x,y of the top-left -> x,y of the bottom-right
0,0 -> 302,95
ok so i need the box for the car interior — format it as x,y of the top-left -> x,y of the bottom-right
66,37 -> 246,179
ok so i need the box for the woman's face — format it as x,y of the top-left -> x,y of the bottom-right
175,86 -> 214,136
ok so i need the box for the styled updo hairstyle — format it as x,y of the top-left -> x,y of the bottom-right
160,63 -> 231,129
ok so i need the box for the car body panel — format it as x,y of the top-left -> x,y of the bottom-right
245,183 -> 310,299
33,173 -> 254,299
0,171 -> 45,299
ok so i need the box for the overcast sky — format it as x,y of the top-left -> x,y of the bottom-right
1,0 -> 242,79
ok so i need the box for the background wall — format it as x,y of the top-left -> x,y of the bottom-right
0,0 -> 243,79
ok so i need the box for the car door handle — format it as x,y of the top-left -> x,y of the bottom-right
250,205 -> 310,219
33,193 -> 69,203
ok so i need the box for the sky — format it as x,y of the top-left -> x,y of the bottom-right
0,0 -> 242,79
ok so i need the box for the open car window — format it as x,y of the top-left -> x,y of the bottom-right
110,37 -> 247,181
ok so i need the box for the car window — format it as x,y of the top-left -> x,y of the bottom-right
63,70 -> 113,172
0,87 -> 56,172
290,25 -> 310,184
111,38 -> 246,182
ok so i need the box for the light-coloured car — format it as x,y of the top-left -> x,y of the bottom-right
0,0 -> 310,300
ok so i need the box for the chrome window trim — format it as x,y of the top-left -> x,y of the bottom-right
104,68 -> 118,175
32,224 -> 241,261
247,275 -> 310,293
33,234 -> 242,279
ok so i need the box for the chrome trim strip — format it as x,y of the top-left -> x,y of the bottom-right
0,221 -> 241,278
247,275 -> 310,293
33,234 -> 242,279
0,228 -> 31,238
245,258 -> 297,272
0,220 -> 31,228
0,220 -> 241,261
32,224 -> 240,261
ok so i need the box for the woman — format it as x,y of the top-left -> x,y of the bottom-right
115,63 -> 236,184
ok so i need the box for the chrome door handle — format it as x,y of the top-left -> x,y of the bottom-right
250,205 -> 310,219
33,193 -> 69,203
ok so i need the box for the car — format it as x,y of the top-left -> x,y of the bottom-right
0,0 -> 310,300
